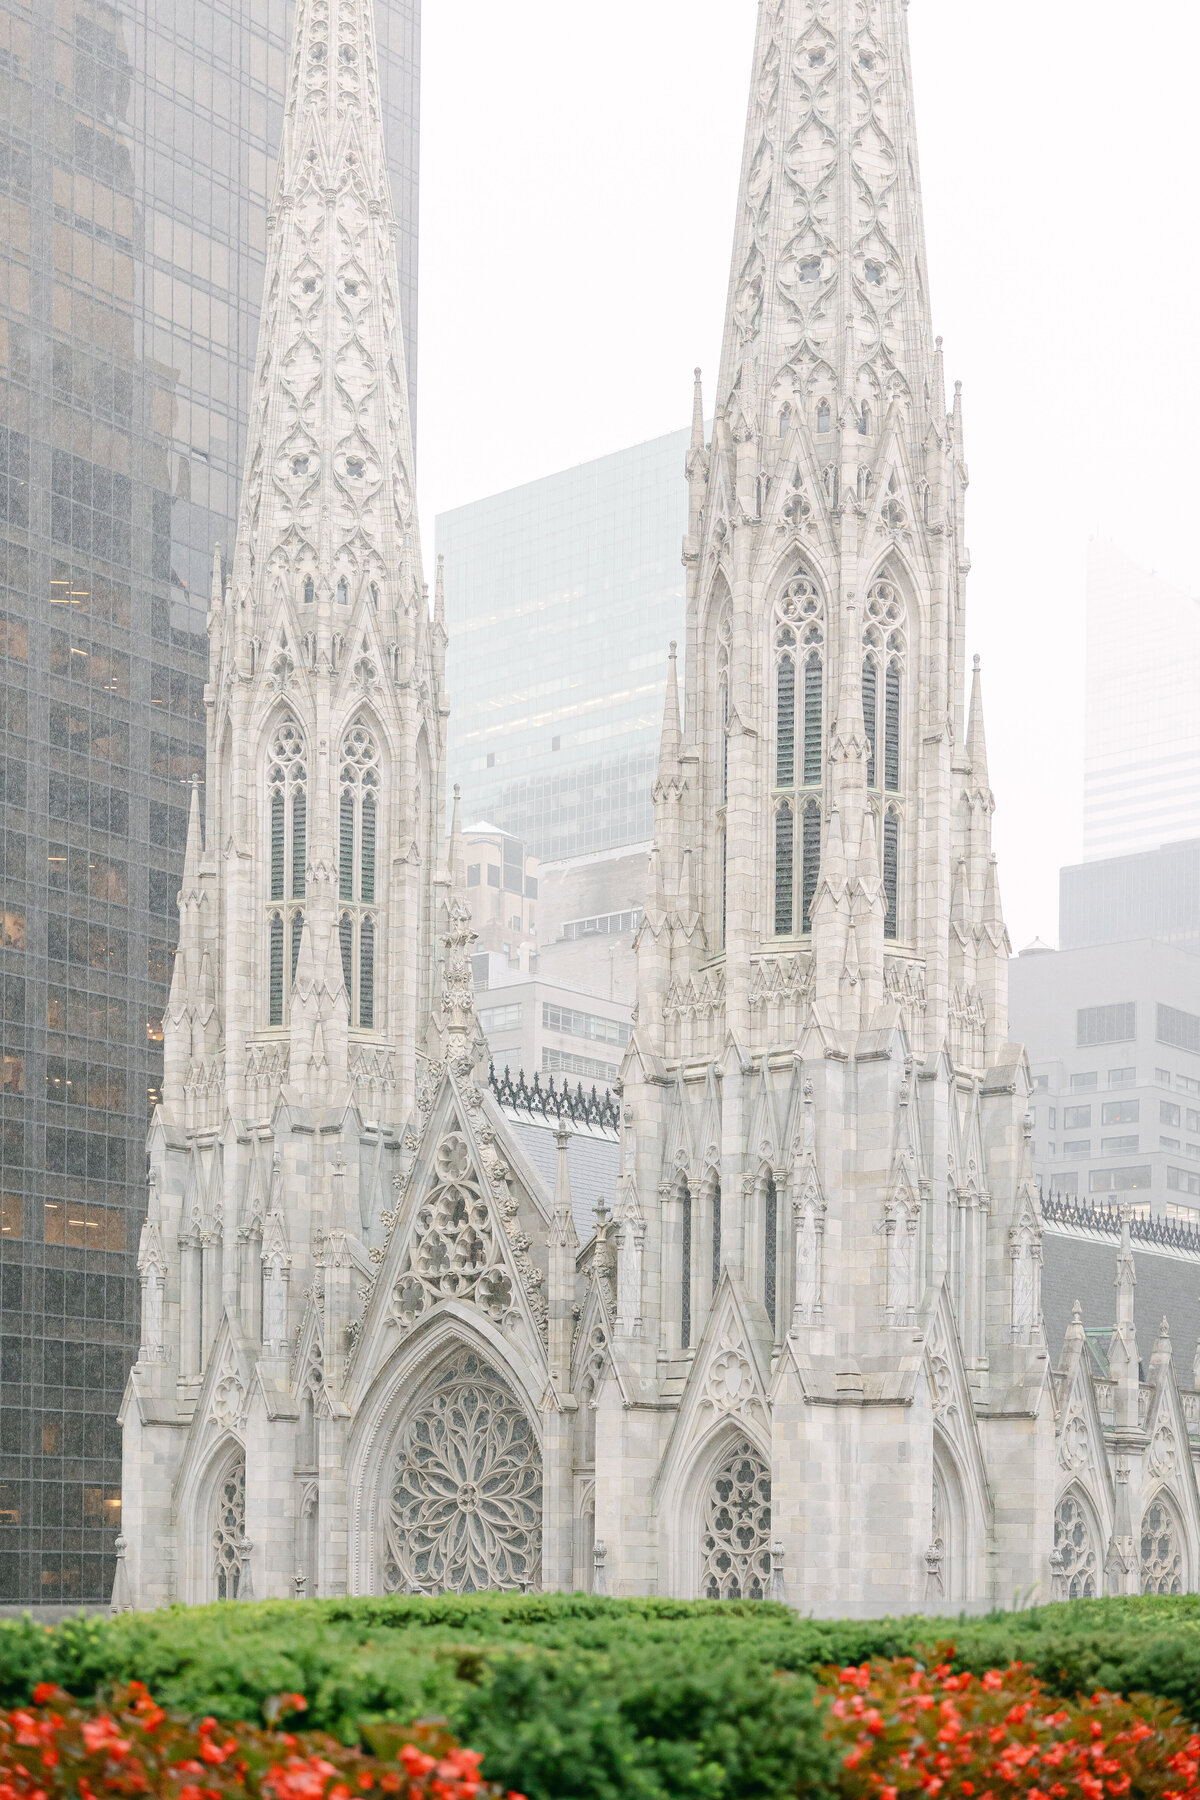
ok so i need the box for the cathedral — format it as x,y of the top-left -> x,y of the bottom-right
117,0 -> 1200,1614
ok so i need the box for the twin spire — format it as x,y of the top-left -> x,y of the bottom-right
718,0 -> 937,453
229,0 -> 421,627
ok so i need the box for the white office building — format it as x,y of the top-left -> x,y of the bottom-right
1010,940 -> 1200,1216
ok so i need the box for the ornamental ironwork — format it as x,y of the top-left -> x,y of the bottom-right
489,1064 -> 620,1135
213,1459 -> 246,1601
700,1438 -> 772,1600
1041,1190 -> 1200,1259
1141,1495 -> 1184,1595
1054,1490 -> 1098,1599
383,1351 -> 542,1594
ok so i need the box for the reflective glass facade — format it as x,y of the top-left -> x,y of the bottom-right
439,431 -> 689,863
0,0 -> 418,1605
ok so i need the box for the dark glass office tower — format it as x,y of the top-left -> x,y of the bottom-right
0,0 -> 419,1606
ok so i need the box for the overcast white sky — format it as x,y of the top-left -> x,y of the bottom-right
416,0 -> 1200,951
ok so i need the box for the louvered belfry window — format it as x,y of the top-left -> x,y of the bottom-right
339,719 -> 382,1028
884,809 -> 900,939
862,659 -> 879,787
775,804 -> 795,936
265,717 -> 307,1026
776,656 -> 795,787
772,572 -> 824,936
801,800 -> 822,934
863,578 -> 907,938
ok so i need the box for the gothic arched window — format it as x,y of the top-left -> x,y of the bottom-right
266,718 -> 307,1027
1055,1490 -> 1098,1599
863,580 -> 907,938
212,1456 -> 245,1601
773,575 -> 824,936
816,400 -> 831,435
701,1439 -> 771,1599
338,719 -> 382,1028
1141,1494 -> 1184,1595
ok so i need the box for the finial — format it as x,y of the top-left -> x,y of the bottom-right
973,653 -> 981,672
669,640 -> 677,658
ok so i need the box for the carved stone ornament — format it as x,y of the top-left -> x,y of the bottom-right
389,1130 -> 515,1335
1058,1412 -> 1090,1475
703,1339 -> 758,1418
1149,1426 -> 1178,1481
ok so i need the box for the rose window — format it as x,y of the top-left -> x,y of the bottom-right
384,1351 -> 542,1594
700,1438 -> 771,1600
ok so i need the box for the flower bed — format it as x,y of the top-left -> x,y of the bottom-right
0,1684 -> 523,1800
822,1657 -> 1200,1800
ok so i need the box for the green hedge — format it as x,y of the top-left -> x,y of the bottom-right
6,1594 -> 1200,1800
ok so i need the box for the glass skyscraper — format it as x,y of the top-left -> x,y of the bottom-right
0,0 -> 419,1606
439,430 -> 689,863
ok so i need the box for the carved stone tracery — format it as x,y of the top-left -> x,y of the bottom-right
383,1351 -> 541,1594
700,1439 -> 772,1600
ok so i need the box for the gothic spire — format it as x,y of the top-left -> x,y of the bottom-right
229,0 -> 421,624
967,656 -> 991,797
716,0 -> 936,453
658,641 -> 682,774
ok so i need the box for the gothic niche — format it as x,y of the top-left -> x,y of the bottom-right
383,1351 -> 542,1594
213,1457 -> 246,1601
700,1438 -> 772,1599
391,1132 -> 514,1332
1054,1490 -> 1097,1599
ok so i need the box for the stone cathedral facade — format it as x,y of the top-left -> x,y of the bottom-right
118,0 -> 1200,1613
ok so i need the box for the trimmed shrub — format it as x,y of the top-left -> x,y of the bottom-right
9,1595 -> 1200,1798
